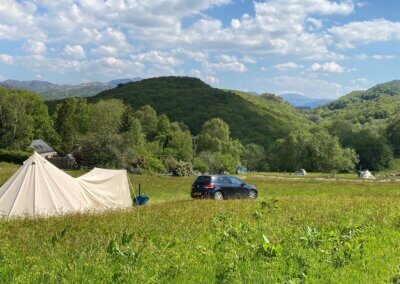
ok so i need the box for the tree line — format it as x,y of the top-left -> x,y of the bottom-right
0,87 -> 398,174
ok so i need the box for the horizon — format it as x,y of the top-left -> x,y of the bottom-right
1,0 -> 400,99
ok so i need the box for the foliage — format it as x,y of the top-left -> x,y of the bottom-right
242,143 -> 269,171
196,118 -> 243,158
387,116 -> 400,158
0,87 -> 58,150
194,152 -> 239,174
269,129 -> 358,172
90,76 -> 309,146
315,80 -> 400,124
53,98 -> 89,153
343,128 -> 393,171
0,149 -> 32,164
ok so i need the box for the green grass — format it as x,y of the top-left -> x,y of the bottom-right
2,164 -> 400,282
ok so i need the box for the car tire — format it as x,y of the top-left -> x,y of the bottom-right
214,191 -> 224,200
248,190 -> 257,199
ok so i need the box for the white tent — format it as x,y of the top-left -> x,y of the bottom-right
0,152 -> 132,218
359,170 -> 375,180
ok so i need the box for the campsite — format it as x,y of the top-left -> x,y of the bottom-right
1,161 -> 400,282
2,0 -> 400,282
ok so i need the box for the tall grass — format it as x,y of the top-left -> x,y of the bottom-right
1,165 -> 400,282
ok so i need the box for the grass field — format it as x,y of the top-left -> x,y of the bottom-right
1,163 -> 400,283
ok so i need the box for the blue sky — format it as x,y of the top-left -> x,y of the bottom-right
0,0 -> 399,98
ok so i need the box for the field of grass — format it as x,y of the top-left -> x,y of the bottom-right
1,163 -> 400,282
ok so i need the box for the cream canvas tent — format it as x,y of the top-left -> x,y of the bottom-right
0,152 -> 132,218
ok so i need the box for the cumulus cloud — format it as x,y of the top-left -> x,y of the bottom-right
62,45 -> 86,59
0,53 -> 14,65
274,62 -> 304,71
264,75 -> 347,98
311,61 -> 345,73
24,40 -> 46,54
330,19 -> 400,48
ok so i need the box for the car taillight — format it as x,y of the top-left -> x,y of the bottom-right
203,183 -> 214,189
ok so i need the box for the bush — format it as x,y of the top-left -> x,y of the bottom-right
171,160 -> 193,177
0,149 -> 32,164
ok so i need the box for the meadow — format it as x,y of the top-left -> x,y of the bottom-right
1,163 -> 400,283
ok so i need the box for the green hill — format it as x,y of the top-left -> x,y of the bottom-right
316,80 -> 400,124
90,76 -> 309,146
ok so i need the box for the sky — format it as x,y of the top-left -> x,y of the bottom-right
0,0 -> 400,99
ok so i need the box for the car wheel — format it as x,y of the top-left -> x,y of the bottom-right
248,190 -> 257,199
214,191 -> 224,200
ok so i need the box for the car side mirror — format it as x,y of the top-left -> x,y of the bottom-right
241,183 -> 245,187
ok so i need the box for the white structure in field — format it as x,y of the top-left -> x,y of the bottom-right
0,152 -> 132,218
359,170 -> 375,180
296,169 -> 307,176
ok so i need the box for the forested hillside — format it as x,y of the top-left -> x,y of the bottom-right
90,76 -> 309,146
315,80 -> 400,124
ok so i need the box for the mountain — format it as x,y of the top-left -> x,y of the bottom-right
317,80 -> 400,123
0,80 -> 56,92
89,76 -> 310,146
0,78 -> 142,100
107,78 -> 141,87
280,93 -> 332,108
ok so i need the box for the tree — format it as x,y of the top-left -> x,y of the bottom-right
387,116 -> 400,157
0,88 -> 58,150
134,105 -> 158,140
242,143 -> 269,171
88,99 -> 125,135
344,128 -> 393,171
196,118 -> 243,158
269,129 -> 358,173
54,98 -> 89,153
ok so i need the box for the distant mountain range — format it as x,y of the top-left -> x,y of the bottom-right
279,93 -> 332,108
0,78 -> 141,100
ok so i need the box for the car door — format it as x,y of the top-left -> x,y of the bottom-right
229,177 -> 246,198
218,176 -> 235,198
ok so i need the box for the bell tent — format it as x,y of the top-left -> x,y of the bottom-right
0,152 -> 132,218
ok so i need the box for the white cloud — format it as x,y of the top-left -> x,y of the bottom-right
330,19 -> 400,48
90,45 -> 119,57
274,62 -> 304,71
0,53 -> 14,65
190,69 -> 219,85
62,45 -> 86,59
263,75 -> 348,99
311,61 -> 345,73
24,40 -> 46,54
203,55 -> 247,73
351,78 -> 369,84
356,53 -> 396,60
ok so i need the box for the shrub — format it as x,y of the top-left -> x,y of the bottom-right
172,161 -> 193,177
0,149 -> 32,164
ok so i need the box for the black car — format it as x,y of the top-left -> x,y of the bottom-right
191,175 -> 258,200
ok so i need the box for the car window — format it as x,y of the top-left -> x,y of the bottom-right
230,177 -> 244,186
218,176 -> 232,184
195,176 -> 211,184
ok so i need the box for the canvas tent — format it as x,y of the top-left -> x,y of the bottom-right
0,152 -> 132,218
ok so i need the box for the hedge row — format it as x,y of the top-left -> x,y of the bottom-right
0,149 -> 32,164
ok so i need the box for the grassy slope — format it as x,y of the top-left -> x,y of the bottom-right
1,164 -> 400,282
316,80 -> 400,124
89,76 -> 309,145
